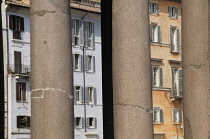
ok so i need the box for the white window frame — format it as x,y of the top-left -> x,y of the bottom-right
85,54 -> 95,73
172,68 -> 182,97
17,115 -> 30,129
168,6 -> 178,19
153,107 -> 163,124
170,26 -> 180,53
85,86 -> 96,104
150,23 -> 161,43
152,67 -> 163,88
86,117 -> 97,128
84,21 -> 94,49
74,85 -> 83,104
73,53 -> 83,72
72,19 -> 84,47
173,108 -> 182,124
16,82 -> 27,102
74,117 -> 84,128
149,2 -> 159,15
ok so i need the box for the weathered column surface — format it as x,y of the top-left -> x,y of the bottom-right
30,0 -> 74,139
182,1 -> 210,138
112,0 -> 153,138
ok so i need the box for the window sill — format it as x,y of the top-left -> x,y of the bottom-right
75,126 -> 84,129
17,101 -> 28,103
87,126 -> 96,129
74,69 -> 83,72
173,123 -> 182,125
75,102 -> 84,105
169,17 -> 178,20
12,39 -> 30,44
86,70 -> 95,73
153,122 -> 163,125
171,51 -> 180,54
150,13 -> 159,16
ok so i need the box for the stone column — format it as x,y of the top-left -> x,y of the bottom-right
112,0 -> 153,138
182,1 -> 210,138
30,0 -> 74,139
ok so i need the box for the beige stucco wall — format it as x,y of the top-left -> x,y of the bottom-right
150,0 -> 183,139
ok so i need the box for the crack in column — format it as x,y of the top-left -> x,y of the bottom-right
115,103 -> 153,113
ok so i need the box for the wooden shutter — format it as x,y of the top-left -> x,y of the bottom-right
9,15 -> 14,30
72,54 -> 75,70
156,4 -> 159,14
179,110 -> 182,122
74,86 -> 76,104
172,69 -> 175,89
168,6 -> 172,17
14,51 -> 22,73
17,116 -> 20,128
152,67 -> 154,87
94,87 -> 97,104
79,21 -> 84,46
173,109 -> 176,123
16,83 -> 20,101
27,116 -> 30,128
74,117 -> 76,126
86,118 -> 89,127
177,29 -> 180,52
82,117 -> 85,127
92,56 -> 95,72
159,68 -> 163,87
91,22 -> 95,49
22,83 -> 26,101
81,86 -> 84,103
178,70 -> 183,96
149,2 -> 152,13
84,21 -> 88,48
175,8 -> 178,19
150,24 -> 153,42
160,109 -> 163,122
94,118 -> 97,128
80,55 -> 83,71
170,27 -> 174,52
85,87 -> 89,103
85,55 -> 88,71
71,19 -> 75,45
158,26 -> 161,43
20,17 -> 24,32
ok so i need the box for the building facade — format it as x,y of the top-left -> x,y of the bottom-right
149,0 -> 183,139
3,0 -> 102,139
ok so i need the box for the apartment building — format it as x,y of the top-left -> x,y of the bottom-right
149,0 -> 183,139
3,0 -> 102,139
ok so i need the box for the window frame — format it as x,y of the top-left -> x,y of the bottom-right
173,108 -> 182,124
86,117 -> 97,129
74,116 -> 84,128
73,53 -> 83,72
153,107 -> 163,124
172,68 -> 182,97
149,2 -> 159,15
9,15 -> 24,40
74,85 -> 84,104
16,82 -> 27,102
85,85 -> 96,104
85,54 -> 95,73
152,66 -> 163,88
17,116 -> 30,129
170,26 -> 180,53
168,6 -> 178,19
150,23 -> 161,43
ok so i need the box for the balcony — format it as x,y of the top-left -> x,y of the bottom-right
8,64 -> 30,75
170,89 -> 182,101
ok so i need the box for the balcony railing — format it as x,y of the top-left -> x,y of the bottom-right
71,0 -> 101,8
8,64 -> 30,74
170,89 -> 182,100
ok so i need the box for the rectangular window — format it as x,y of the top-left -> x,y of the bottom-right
153,108 -> 163,123
86,86 -> 96,104
173,108 -> 182,124
9,15 -> 24,40
150,23 -> 161,43
172,68 -> 182,97
168,6 -> 178,18
149,2 -> 159,14
74,85 -> 84,104
16,82 -> 26,102
72,19 -> 83,46
84,21 -> 94,49
152,67 -> 163,87
170,27 -> 180,52
85,55 -> 95,72
74,117 -> 84,128
73,53 -> 83,71
14,51 -> 22,74
86,117 -> 96,128
17,116 -> 30,128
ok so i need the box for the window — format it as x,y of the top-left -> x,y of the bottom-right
74,117 -> 84,128
170,27 -> 180,52
14,51 -> 22,73
86,117 -> 96,128
152,67 -> 163,87
86,86 -> 96,104
173,108 -> 182,124
9,15 -> 24,40
172,68 -> 182,97
85,22 -> 94,49
168,6 -> 178,18
72,19 -> 83,46
74,85 -> 84,104
85,55 -> 95,72
17,116 -> 30,128
149,2 -> 159,15
73,53 -> 83,71
153,108 -> 163,123
150,23 -> 161,43
16,82 -> 26,102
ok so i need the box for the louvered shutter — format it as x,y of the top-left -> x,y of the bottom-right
85,87 -> 89,103
158,26 -> 161,43
79,21 -> 84,46
177,29 -> 180,52
150,24 -> 153,42
179,110 -> 182,123
94,87 -> 97,104
86,118 -> 89,127
84,21 -> 88,48
74,117 -> 76,126
22,83 -> 26,101
152,67 -> 154,87
178,70 -> 182,96
159,68 -> 163,87
81,86 -> 84,103
27,116 -> 30,128
85,55 -> 88,71
80,55 -> 83,71
71,19 -> 75,45
170,27 -> 174,52
149,2 -> 152,13
9,15 -> 14,30
16,83 -> 20,101
94,118 -> 97,128
168,6 -> 172,17
91,22 -> 95,49
74,86 -> 76,104
72,54 -> 75,70
20,17 -> 24,32
172,69 -> 175,89
82,117 -> 85,127
156,4 -> 159,14
175,8 -> 178,19
160,109 -> 163,122
92,56 -> 95,72
173,109 -> 176,123
17,116 -> 20,128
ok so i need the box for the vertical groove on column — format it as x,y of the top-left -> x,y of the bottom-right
182,0 -> 210,138
112,0 -> 154,138
30,0 -> 74,139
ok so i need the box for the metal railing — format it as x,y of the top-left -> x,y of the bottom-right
71,0 -> 101,8
8,64 -> 30,74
